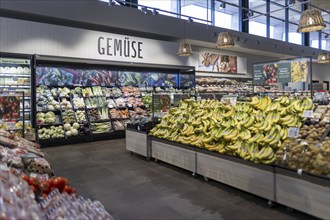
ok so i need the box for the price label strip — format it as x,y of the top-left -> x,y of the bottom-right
288,127 -> 300,138
302,110 -> 313,118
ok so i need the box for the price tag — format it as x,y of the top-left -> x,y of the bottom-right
73,94 -> 79,98
58,82 -> 64,86
302,110 -> 313,118
44,81 -> 50,86
92,83 -> 96,86
37,107 -> 42,112
110,83 -> 115,87
60,92 -> 65,97
297,169 -> 303,176
137,125 -> 141,131
101,83 -> 105,87
197,96 -> 201,102
6,122 -> 16,130
288,127 -> 300,138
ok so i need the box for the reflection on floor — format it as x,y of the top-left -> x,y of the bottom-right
43,139 -> 318,220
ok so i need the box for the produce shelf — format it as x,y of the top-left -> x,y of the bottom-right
150,137 -> 196,173
126,129 -> 149,158
275,166 -> 330,219
0,74 -> 30,77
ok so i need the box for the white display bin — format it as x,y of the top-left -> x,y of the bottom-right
196,150 -> 275,201
151,138 -> 196,173
125,129 -> 149,158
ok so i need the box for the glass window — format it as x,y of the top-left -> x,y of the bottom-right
139,0 -> 178,17
249,0 -> 266,14
288,9 -> 300,25
321,33 -> 330,51
287,23 -> 302,45
310,32 -> 319,49
270,2 -> 285,21
214,2 -> 239,31
270,18 -> 284,41
249,14 -> 267,37
181,0 -> 211,24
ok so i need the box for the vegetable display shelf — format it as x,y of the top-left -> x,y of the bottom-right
274,166 -> 330,220
195,147 -> 275,201
125,128 -> 150,158
150,137 -> 197,174
141,136 -> 330,219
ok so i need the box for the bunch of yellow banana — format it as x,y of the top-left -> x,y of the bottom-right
265,111 -> 280,123
223,127 -> 240,141
265,102 -> 281,112
274,96 -> 290,106
291,61 -> 307,82
255,146 -> 276,164
280,115 -> 301,127
250,96 -> 271,111
181,124 -> 195,136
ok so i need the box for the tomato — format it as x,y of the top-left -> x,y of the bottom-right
28,177 -> 38,187
53,177 -> 68,191
39,180 -> 50,194
62,186 -> 77,195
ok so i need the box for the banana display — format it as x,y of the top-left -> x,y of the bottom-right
149,96 -> 314,165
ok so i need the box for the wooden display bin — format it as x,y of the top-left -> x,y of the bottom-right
151,138 -> 196,174
125,129 -> 149,158
275,167 -> 330,220
196,150 -> 275,201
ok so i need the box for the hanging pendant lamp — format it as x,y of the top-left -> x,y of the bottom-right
216,32 -> 234,48
297,8 -> 326,32
177,20 -> 193,56
317,52 -> 330,63
177,42 -> 193,56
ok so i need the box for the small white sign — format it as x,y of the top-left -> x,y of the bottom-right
197,96 -> 201,102
288,127 -> 300,138
302,110 -> 313,118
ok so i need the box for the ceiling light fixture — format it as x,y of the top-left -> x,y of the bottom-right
177,20 -> 193,56
297,8 -> 326,32
317,52 -> 330,63
216,32 -> 235,48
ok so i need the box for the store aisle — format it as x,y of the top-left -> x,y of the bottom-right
43,139 -> 317,220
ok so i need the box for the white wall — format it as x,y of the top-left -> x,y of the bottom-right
0,17 -> 189,67
311,62 -> 330,82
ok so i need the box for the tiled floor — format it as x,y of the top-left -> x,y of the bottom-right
43,139 -> 318,220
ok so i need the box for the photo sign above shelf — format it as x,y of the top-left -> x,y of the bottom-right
253,60 -> 308,85
36,66 -> 184,88
197,52 -> 238,74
